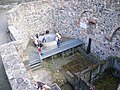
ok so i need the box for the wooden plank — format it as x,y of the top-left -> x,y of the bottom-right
41,39 -> 83,59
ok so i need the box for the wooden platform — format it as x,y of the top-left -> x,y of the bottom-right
41,39 -> 83,59
29,39 -> 83,69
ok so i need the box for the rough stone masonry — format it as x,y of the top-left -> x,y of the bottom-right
1,0 -> 120,90
7,0 -> 120,59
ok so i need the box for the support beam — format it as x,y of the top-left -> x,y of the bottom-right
86,38 -> 92,54
62,52 -> 64,60
51,55 -> 54,62
72,48 -> 75,56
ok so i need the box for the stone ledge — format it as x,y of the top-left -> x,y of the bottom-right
0,42 -> 35,90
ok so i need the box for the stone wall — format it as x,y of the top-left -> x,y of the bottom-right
7,1 -> 120,59
7,1 -> 54,37
0,42 -> 35,90
7,1 -> 55,50
51,0 -> 120,59
23,1 -> 54,36
7,4 -> 30,50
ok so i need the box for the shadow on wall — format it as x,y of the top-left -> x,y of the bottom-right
0,56 -> 12,90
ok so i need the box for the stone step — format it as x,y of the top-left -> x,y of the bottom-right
31,65 -> 43,71
29,59 -> 41,66
30,61 -> 42,70
30,64 -> 43,71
